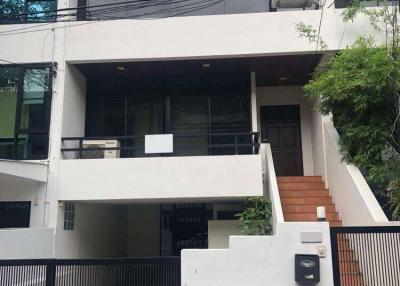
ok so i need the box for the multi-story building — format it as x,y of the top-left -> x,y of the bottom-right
0,1 -> 399,285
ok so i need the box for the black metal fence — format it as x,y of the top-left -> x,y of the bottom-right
0,257 -> 181,286
331,226 -> 400,286
61,132 -> 260,159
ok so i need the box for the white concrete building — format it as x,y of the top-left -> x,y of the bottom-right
0,1 -> 398,285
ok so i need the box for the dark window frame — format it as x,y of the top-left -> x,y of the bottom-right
0,0 -> 58,24
0,63 -> 54,160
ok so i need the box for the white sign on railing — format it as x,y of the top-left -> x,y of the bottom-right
145,134 -> 173,154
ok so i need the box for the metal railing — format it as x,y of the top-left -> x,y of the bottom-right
0,257 -> 181,286
330,226 -> 400,286
61,132 -> 260,159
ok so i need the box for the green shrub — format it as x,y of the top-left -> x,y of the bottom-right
235,197 -> 272,235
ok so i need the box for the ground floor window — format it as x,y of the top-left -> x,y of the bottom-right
0,64 -> 53,160
0,201 -> 31,228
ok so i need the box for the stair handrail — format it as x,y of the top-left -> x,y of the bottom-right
261,143 -> 285,227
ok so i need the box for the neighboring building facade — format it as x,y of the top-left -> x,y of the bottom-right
0,1 -> 397,285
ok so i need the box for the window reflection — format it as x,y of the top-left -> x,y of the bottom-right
0,65 -> 52,160
0,66 -> 18,159
0,0 -> 56,23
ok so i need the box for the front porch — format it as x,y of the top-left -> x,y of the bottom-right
55,201 -> 244,259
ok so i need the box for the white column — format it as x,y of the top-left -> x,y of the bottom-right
250,71 -> 258,132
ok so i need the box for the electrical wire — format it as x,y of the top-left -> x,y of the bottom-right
0,0 -> 224,37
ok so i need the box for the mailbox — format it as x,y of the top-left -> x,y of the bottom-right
295,254 -> 320,284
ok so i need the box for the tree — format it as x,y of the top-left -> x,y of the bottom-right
297,1 -> 400,219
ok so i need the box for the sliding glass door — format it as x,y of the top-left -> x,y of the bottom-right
169,79 -> 209,155
85,74 -> 251,156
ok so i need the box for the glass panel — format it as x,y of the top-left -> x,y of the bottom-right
20,67 -> 49,130
0,0 -> 25,23
27,0 -> 56,22
169,80 -> 209,156
102,97 -> 125,136
16,133 -> 49,159
0,66 -> 18,159
127,96 -> 165,157
210,76 -> 251,155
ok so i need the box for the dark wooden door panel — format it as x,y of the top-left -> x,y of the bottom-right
261,105 -> 303,176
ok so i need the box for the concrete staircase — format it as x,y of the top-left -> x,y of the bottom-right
277,176 -> 342,227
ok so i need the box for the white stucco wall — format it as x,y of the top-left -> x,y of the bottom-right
208,220 -> 241,249
62,8 -> 382,63
322,118 -> 388,225
55,203 -> 126,258
58,155 -> 263,201
0,174 -> 47,228
0,228 -> 55,259
182,222 -> 333,286
256,86 -> 314,176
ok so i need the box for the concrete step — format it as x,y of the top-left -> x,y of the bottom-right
282,204 -> 337,213
329,221 -> 343,227
280,190 -> 330,198
277,176 -> 323,183
284,212 -> 339,221
278,182 -> 326,190
280,197 -> 333,205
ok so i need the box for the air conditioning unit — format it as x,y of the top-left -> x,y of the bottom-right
272,0 -> 313,9
82,140 -> 120,159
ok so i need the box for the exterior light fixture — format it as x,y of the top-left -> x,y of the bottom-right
317,206 -> 326,222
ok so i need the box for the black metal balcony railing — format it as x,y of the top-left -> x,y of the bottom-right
61,132 -> 260,159
0,256 -> 181,286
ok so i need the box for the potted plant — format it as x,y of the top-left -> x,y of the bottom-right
235,197 -> 272,235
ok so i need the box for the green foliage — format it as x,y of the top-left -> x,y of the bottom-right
304,37 -> 400,219
235,197 -> 272,235
295,22 -> 328,50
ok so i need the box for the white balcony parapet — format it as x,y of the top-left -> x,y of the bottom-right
58,155 -> 264,201
0,160 -> 48,183
0,228 -> 55,259
260,143 -> 284,230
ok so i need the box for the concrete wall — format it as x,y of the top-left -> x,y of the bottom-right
322,118 -> 388,225
55,203 -> 126,258
309,98 -> 326,178
61,64 -> 87,159
0,174 -> 47,228
63,7 -> 383,63
208,220 -> 241,249
182,222 -> 333,286
58,155 -> 263,201
256,86 -> 314,176
126,204 -> 160,256
0,228 -> 55,259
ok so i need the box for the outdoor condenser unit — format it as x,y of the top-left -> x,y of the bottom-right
82,140 -> 120,159
272,0 -> 313,9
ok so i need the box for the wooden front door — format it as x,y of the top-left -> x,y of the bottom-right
261,105 -> 303,176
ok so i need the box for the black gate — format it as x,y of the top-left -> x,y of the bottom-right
0,256 -> 180,286
331,226 -> 400,286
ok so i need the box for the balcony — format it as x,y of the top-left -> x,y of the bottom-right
58,132 -> 263,201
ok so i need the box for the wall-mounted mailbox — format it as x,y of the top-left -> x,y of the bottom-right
295,254 -> 320,284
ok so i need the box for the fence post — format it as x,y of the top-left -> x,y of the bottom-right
330,228 -> 340,286
46,261 -> 56,286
